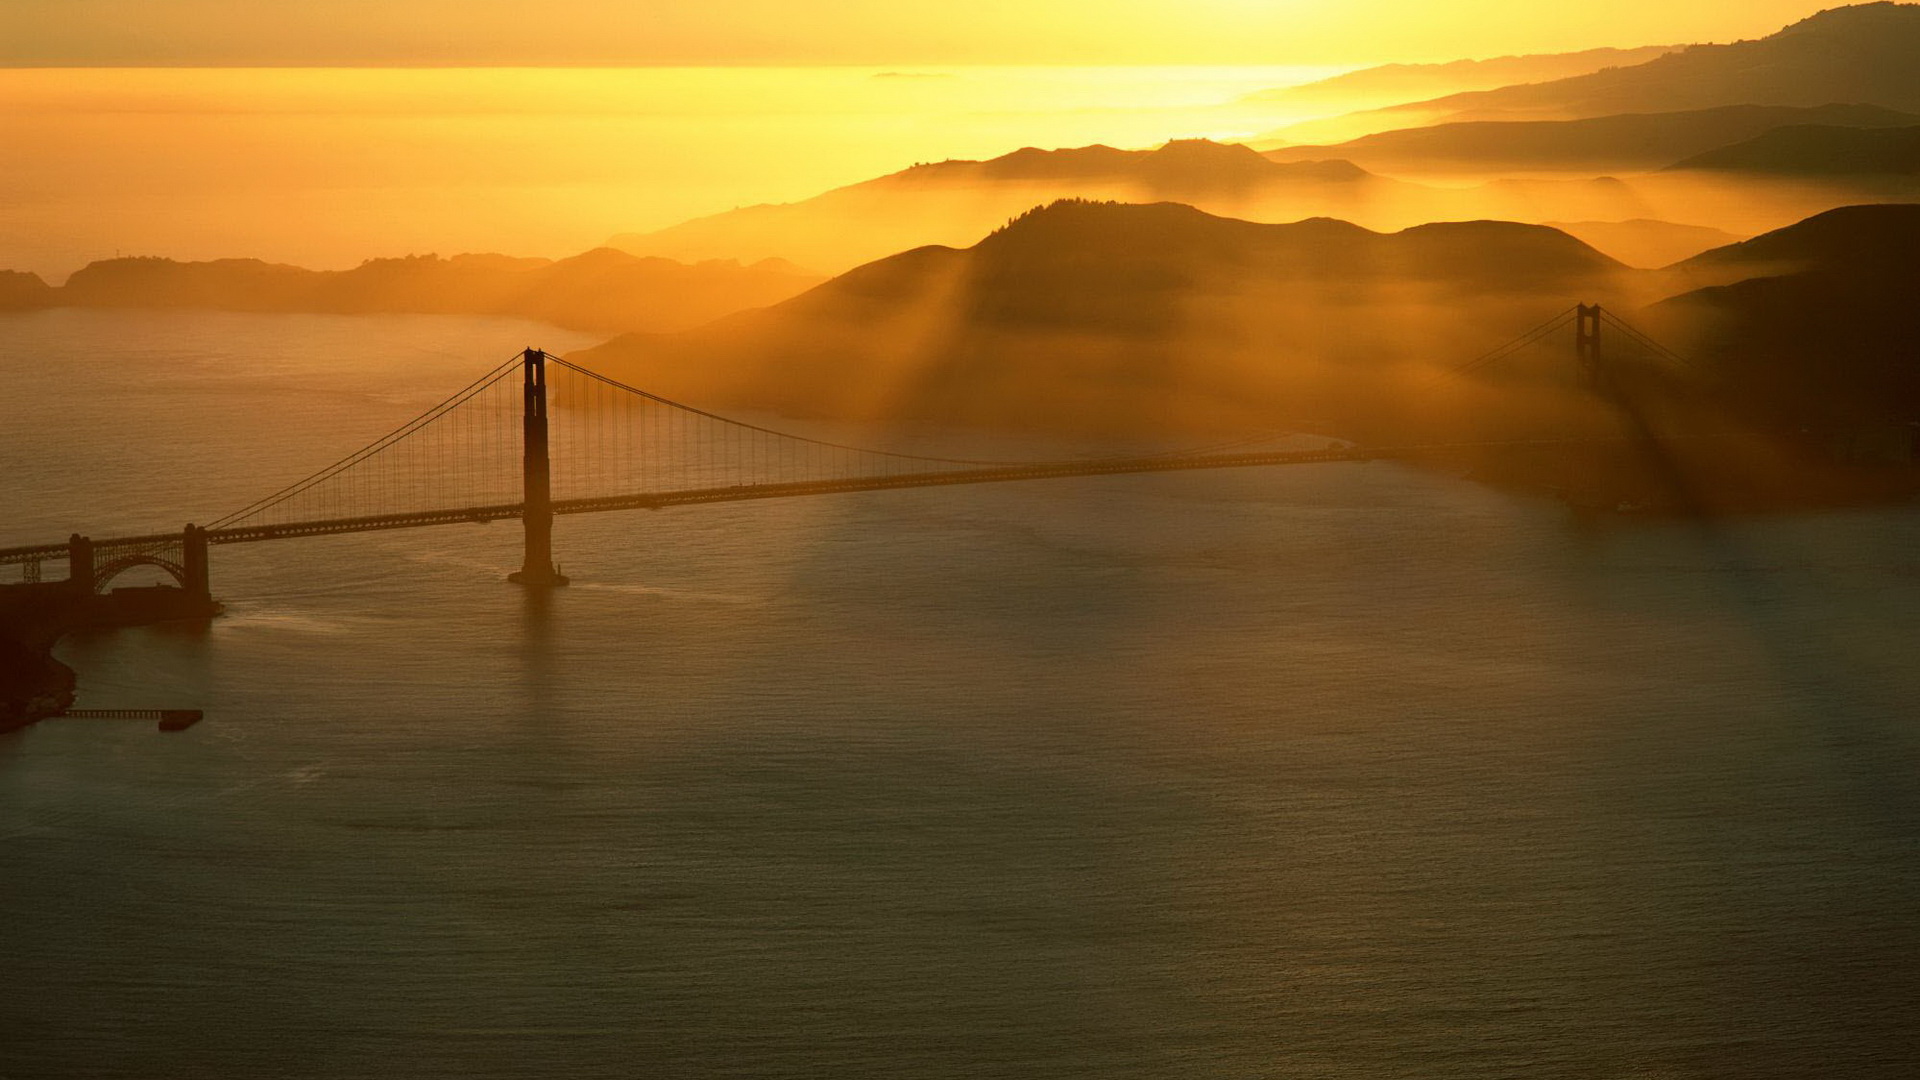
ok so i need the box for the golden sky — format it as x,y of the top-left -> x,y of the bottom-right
0,65 -> 1340,275
0,1 -> 1878,276
3,0 -> 1847,67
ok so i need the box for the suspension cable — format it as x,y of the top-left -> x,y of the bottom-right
207,352 -> 525,530
1597,309 -> 1703,371
547,356 -> 1067,466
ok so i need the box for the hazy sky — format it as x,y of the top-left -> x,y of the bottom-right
0,1 -> 1876,276
2,0 -> 1849,67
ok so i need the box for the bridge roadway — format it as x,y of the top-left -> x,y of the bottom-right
0,445 -> 1370,566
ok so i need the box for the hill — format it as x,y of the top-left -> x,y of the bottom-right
1365,3 -> 1920,125
579,200 -> 1635,435
1666,123 -> 1920,175
607,140 -> 1418,274
0,270 -> 53,310
1667,202 -> 1920,279
1264,104 -> 1920,176
581,201 -> 1916,509
45,250 -> 821,333
1648,204 -> 1920,424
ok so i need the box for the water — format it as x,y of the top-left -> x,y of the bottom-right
4,310 -> 1920,1077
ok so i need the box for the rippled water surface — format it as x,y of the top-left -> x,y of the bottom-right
4,310 -> 1919,1078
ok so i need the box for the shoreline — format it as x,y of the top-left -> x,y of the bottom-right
0,638 -> 77,735
0,585 -> 221,734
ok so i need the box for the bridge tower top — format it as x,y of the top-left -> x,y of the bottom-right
1576,303 -> 1604,392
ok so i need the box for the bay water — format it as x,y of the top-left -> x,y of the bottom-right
4,310 -> 1918,1077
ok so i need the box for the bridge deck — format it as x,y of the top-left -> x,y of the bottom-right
1,446 -> 1369,564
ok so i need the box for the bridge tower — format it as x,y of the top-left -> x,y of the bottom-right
1576,303 -> 1605,392
67,533 -> 93,596
508,348 -> 569,586
182,524 -> 211,602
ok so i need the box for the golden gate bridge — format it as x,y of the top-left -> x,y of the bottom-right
1,304 -> 1685,601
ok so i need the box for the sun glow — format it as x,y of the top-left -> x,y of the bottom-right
0,64 -> 1346,277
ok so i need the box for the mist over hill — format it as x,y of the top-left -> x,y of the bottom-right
586,199 -> 1920,509
605,137 -> 1702,272
607,140 -> 1414,274
581,200 -> 1639,435
605,106 -> 1919,278
1544,220 -> 1745,269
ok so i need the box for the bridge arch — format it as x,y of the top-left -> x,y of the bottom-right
93,554 -> 188,594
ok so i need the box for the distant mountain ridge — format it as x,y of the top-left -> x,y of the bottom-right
1250,45 -> 1681,107
894,139 -> 1371,187
14,249 -> 821,333
1667,124 -> 1920,174
607,134 -> 1898,273
1367,3 -> 1920,124
607,140 -> 1407,273
1265,104 -> 1920,175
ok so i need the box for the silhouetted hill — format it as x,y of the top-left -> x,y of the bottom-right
1666,123 -> 1920,174
578,200 -> 1635,434
1250,46 -> 1680,110
912,139 -> 1372,188
1649,204 -> 1920,423
47,250 -> 821,333
1368,3 -> 1920,124
1265,104 -> 1920,176
964,200 -> 1623,292
1672,202 -> 1920,277
607,140 -> 1415,273
0,270 -> 53,310
64,257 -> 318,310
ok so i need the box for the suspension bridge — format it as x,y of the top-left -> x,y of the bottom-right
0,303 -> 1680,600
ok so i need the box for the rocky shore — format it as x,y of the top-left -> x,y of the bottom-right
0,636 -> 77,734
0,583 -> 219,733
